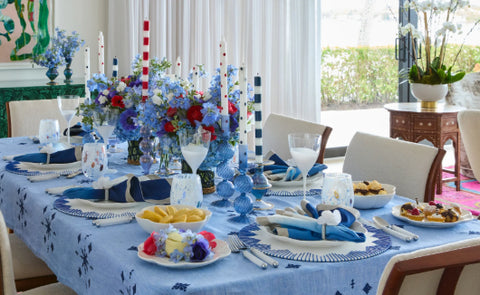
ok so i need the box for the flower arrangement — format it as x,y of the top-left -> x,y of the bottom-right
142,226 -> 217,263
78,55 -> 172,142
33,27 -> 84,68
399,0 -> 479,85
141,64 -> 254,169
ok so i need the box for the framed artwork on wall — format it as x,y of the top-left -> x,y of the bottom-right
0,0 -> 53,68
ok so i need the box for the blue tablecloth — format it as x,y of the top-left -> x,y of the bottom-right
1,137 -> 480,295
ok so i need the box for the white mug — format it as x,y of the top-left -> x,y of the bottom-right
81,143 -> 107,179
321,173 -> 354,207
38,119 -> 60,144
170,174 -> 203,208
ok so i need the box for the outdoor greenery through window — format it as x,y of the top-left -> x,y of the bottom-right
321,0 -> 480,110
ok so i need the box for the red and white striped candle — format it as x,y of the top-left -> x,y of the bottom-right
98,32 -> 104,74
142,19 -> 150,103
220,37 -> 228,116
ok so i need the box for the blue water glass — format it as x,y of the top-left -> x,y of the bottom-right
211,160 -> 235,207
229,173 -> 254,223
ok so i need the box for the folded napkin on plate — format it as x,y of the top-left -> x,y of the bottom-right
63,123 -> 88,137
9,145 -> 82,164
262,153 -> 327,181
62,174 -> 171,203
257,213 -> 365,243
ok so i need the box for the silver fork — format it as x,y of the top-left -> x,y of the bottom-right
230,235 -> 279,268
227,235 -> 267,269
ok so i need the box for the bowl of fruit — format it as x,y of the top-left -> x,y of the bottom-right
136,205 -> 212,233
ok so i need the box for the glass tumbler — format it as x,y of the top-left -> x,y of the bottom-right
321,173 -> 354,207
81,143 -> 108,179
38,119 -> 60,144
170,174 -> 203,208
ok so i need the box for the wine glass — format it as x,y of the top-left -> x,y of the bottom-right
93,110 -> 118,146
57,95 -> 80,145
179,129 -> 211,175
288,133 -> 322,200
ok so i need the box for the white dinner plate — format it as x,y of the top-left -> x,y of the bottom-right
391,204 -> 474,228
75,199 -> 139,209
54,197 -> 150,219
5,161 -> 81,176
137,239 -> 231,269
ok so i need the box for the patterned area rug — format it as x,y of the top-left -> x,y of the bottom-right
435,171 -> 480,216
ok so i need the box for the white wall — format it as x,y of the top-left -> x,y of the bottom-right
0,0 -> 107,82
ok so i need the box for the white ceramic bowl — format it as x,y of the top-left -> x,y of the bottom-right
135,204 -> 212,233
353,183 -> 395,209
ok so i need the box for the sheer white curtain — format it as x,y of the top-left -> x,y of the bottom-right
107,0 -> 321,123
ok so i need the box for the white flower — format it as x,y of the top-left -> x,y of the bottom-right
151,95 -> 163,106
98,95 -> 108,104
102,89 -> 109,96
153,88 -> 162,96
116,81 -> 126,92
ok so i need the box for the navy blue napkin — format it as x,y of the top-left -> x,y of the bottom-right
62,175 -> 171,203
274,224 -> 365,242
12,146 -> 81,164
63,123 -> 88,137
263,153 -> 327,180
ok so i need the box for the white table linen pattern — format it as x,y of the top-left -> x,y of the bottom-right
0,137 -> 480,295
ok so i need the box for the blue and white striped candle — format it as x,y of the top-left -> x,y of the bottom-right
112,57 -> 118,78
254,76 -> 263,164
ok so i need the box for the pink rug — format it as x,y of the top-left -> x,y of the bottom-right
435,171 -> 480,216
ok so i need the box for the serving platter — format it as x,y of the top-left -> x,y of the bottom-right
391,204 -> 474,228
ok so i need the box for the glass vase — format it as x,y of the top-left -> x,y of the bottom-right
64,56 -> 73,83
181,160 -> 216,194
127,140 -> 141,165
46,66 -> 58,85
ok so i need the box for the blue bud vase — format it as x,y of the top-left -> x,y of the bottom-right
46,67 -> 58,85
64,56 -> 73,84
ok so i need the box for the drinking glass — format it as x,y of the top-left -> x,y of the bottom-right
321,173 -> 354,207
179,129 -> 211,175
57,95 -> 80,145
38,119 -> 60,145
93,111 -> 118,146
81,143 -> 108,179
288,133 -> 321,200
170,174 -> 203,208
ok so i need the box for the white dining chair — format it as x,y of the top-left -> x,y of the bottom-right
263,113 -> 332,164
6,98 -> 83,137
342,132 -> 445,202
458,110 -> 480,181
377,237 -> 480,295
0,210 -> 77,295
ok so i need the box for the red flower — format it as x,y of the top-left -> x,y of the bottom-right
186,105 -> 203,126
166,107 -> 177,117
111,95 -> 125,108
228,101 -> 237,115
198,231 -> 217,249
164,121 -> 176,133
202,125 -> 216,141
143,233 -> 157,255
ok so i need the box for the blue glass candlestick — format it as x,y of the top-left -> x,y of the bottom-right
252,164 -> 273,210
211,140 -> 236,207
229,144 -> 254,223
139,126 -> 154,175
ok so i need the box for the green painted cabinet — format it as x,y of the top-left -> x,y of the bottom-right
0,78 -> 85,138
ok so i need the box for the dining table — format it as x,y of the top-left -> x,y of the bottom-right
1,136 -> 480,295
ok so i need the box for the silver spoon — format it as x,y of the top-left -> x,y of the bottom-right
373,216 -> 413,242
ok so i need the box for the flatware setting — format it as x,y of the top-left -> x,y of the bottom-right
360,216 -> 418,242
227,234 -> 279,269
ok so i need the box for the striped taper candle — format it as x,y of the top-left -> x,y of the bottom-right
98,32 -> 104,74
142,19 -> 150,103
254,76 -> 263,164
112,57 -> 118,78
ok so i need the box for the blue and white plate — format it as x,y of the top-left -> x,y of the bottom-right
266,188 -> 321,197
238,223 -> 391,262
54,197 -> 149,219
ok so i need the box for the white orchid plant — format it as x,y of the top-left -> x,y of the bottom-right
400,0 -> 479,85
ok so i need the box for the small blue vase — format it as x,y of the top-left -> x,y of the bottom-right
64,56 -> 73,84
46,67 -> 58,85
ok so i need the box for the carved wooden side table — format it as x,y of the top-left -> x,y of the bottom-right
384,102 -> 465,194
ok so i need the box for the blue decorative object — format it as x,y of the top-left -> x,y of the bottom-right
46,67 -> 59,85
229,144 -> 254,223
211,140 -> 236,207
139,126 -> 154,175
64,56 -> 73,83
251,164 -> 273,210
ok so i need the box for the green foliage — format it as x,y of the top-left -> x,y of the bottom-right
321,45 -> 480,108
